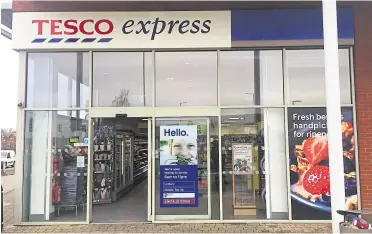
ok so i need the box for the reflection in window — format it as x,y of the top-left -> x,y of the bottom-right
23,111 -> 88,222
155,52 -> 217,106
57,73 -> 69,116
219,51 -> 255,106
26,53 -> 89,108
93,52 -> 152,107
286,49 -> 351,105
220,51 -> 283,106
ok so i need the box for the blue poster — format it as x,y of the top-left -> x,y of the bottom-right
159,125 -> 199,207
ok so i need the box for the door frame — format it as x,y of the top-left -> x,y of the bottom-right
147,118 -> 152,221
88,111 -> 154,223
88,107 -> 218,223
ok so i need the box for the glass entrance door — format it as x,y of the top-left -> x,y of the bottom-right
90,116 -> 151,223
154,118 -> 211,220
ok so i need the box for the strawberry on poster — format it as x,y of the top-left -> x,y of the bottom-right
287,107 -> 357,220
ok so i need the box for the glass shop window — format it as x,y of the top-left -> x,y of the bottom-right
92,52 -> 153,107
26,53 -> 89,108
286,49 -> 352,105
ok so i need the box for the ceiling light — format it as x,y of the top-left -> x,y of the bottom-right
185,62 -> 189,65
166,77 -> 174,80
189,86 -> 193,88
224,120 -> 237,123
188,80 -> 192,82
292,100 -> 302,105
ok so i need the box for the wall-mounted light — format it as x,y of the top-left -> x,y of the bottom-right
224,120 -> 237,123
292,100 -> 302,105
229,117 -> 244,120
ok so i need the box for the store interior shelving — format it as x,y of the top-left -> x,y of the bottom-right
92,119 -> 149,206
133,134 -> 148,183
197,135 -> 208,196
113,131 -> 133,201
93,149 -> 114,205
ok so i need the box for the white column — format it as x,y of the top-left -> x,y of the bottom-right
29,112 -> 49,220
322,0 -> 345,233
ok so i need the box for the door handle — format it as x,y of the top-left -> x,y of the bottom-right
121,141 -> 124,176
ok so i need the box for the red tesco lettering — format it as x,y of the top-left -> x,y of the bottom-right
32,19 -> 114,35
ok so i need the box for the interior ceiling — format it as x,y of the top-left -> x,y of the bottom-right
286,49 -> 350,68
28,50 -> 351,107
28,53 -> 89,85
28,49 -> 350,80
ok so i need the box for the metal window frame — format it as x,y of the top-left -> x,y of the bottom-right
86,51 -> 93,224
349,47 -> 361,210
14,51 -> 27,225
15,45 -> 357,225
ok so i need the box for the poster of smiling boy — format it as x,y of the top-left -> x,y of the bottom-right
159,126 -> 198,166
159,125 -> 199,207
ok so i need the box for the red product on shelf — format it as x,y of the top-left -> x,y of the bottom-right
52,183 -> 61,204
53,155 -> 58,176
52,154 -> 64,176
198,180 -> 208,189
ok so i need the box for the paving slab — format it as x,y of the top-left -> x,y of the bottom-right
2,188 -> 332,233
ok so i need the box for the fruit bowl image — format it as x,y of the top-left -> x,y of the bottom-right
289,120 -> 358,213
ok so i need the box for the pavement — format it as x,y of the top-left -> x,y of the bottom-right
1,167 -> 332,233
2,167 -> 15,194
4,223 -> 332,233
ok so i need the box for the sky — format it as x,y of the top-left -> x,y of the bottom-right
0,35 -> 19,129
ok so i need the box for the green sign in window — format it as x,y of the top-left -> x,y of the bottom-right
69,137 -> 79,144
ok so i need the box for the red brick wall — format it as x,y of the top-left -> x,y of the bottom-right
12,1 -> 322,12
354,2 -> 372,210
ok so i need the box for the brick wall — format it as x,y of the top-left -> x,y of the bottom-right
12,1 -> 322,12
354,2 -> 372,210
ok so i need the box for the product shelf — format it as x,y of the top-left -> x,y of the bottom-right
94,150 -> 112,153
94,159 -> 112,162
134,169 -> 148,179
93,199 -> 112,205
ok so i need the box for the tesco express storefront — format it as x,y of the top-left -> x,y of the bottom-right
11,6 -> 360,226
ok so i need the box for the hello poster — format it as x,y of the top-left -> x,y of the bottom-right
159,125 -> 199,207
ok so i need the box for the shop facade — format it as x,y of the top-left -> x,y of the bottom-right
9,0 -> 372,228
